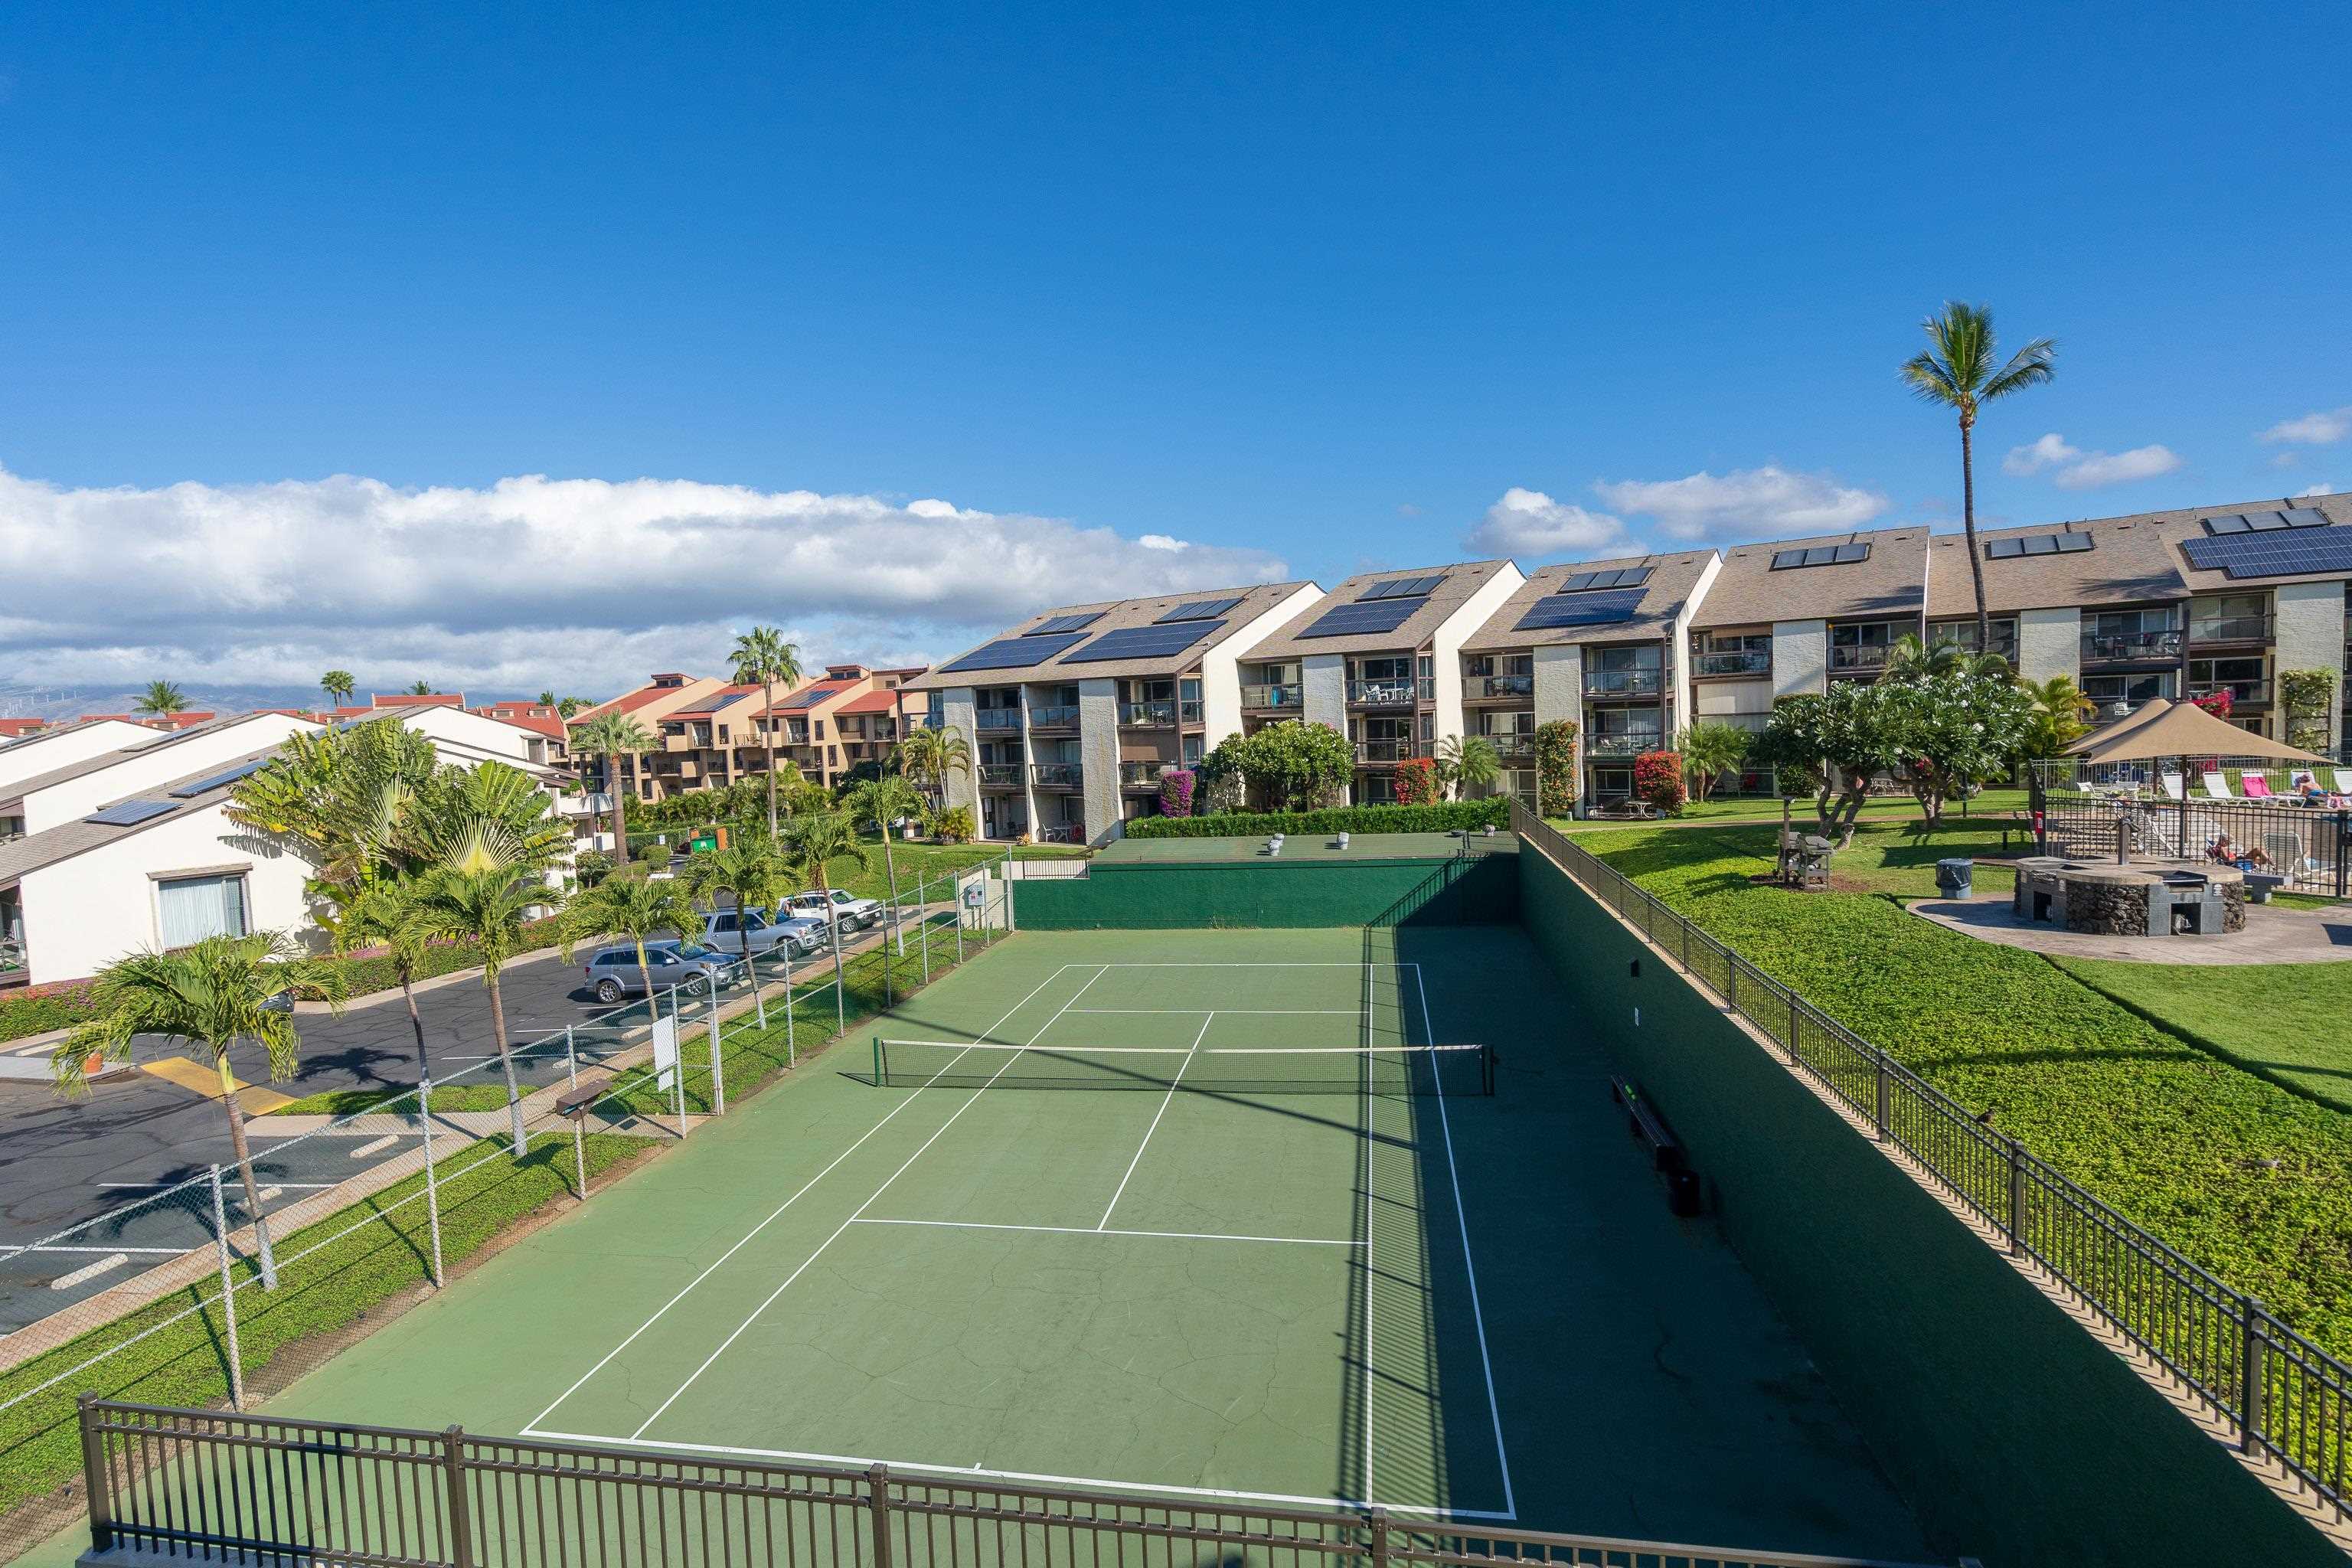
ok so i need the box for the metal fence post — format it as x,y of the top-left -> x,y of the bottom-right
782,944 -> 796,1067
1726,956 -> 1736,1012
882,892 -> 897,1009
753,960 -> 767,1031
955,871 -> 966,963
1789,994 -> 1802,1058
565,1026 -> 587,1201
920,871 -> 932,985
707,985 -> 726,1115
2006,1139 -> 2027,1255
441,1426 -> 477,1568
1873,1057 -> 1891,1139
669,986 -> 687,1129
420,1077 -> 446,1283
77,1393 -> 113,1553
2241,1298 -> 2267,1455
867,1462 -> 894,1568
207,1165 -> 246,1410
1367,1506 -> 1390,1568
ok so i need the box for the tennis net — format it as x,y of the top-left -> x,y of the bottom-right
869,1037 -> 1494,1095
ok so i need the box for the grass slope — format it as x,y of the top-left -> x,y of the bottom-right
2053,957 -> 2352,1117
1587,822 -> 2352,1361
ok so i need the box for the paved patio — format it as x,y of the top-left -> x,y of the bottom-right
1910,893 -> 2352,965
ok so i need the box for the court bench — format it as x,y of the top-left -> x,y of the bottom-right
1609,1075 -> 1703,1217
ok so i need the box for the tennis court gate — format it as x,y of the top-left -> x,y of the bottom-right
71,1398 -> 1960,1568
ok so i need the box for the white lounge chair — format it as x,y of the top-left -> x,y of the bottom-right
2334,769 -> 2352,795
2158,773 -> 2185,802
2201,771 -> 2236,802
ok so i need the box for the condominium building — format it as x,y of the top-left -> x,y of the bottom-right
906,583 -> 1325,843
1457,550 -> 1721,811
567,672 -> 730,803
644,665 -> 924,797
1232,562 -> 1525,805
0,717 -> 168,797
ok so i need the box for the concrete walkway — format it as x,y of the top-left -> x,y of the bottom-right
1910,894 -> 2352,965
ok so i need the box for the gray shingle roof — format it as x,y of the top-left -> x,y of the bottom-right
1240,560 -> 1516,661
0,743 -> 283,886
903,581 -> 1317,690
1693,528 -> 1930,629
0,713 -> 286,805
1462,550 -> 1717,652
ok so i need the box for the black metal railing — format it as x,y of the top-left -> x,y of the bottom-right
1585,733 -> 1664,757
1348,680 -> 1423,707
71,1397 -> 1956,1568
2189,614 -> 2273,644
2082,629 -> 2183,662
1694,649 -> 1771,677
1509,800 -> 2352,1518
1465,674 -> 1534,699
2038,794 -> 2350,895
1583,668 -> 1663,697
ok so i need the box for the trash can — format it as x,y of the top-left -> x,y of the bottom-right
1935,858 -> 1974,898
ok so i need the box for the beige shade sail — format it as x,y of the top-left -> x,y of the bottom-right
2065,696 -> 2331,766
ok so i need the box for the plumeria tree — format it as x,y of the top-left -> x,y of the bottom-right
1876,674 -> 2035,823
1753,687 -> 1900,846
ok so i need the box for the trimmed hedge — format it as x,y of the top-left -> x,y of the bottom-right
1122,799 -> 1509,839
0,982 -> 97,1043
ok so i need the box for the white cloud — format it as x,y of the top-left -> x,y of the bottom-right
0,466 -> 1289,697
1462,488 -> 1629,557
2002,433 -> 2081,475
2004,433 -> 2181,490
2295,483 -> 2339,498
2259,407 -> 2352,446
1588,466 -> 1884,542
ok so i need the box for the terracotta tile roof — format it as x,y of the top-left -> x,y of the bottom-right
833,688 -> 907,716
371,693 -> 466,708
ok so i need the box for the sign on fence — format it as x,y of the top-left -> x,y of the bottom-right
651,1014 -> 679,1090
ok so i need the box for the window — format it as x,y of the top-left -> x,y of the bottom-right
2082,672 -> 2174,708
1590,644 -> 1661,672
156,874 -> 247,949
1356,656 -> 1411,681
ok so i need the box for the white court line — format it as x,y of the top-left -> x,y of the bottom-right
1080,962 -> 1411,968
1066,1008 -> 1363,1015
523,963 -> 1081,1433
856,1218 -> 1359,1247
1096,1012 -> 1211,1230
512,1427 -> 1514,1521
1359,956 -> 1376,1504
1413,962 -> 1516,1518
625,965 -> 1112,1441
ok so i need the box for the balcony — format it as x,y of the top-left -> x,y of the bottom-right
1027,704 -> 1080,730
1586,733 -> 1665,758
1348,679 -> 1426,707
976,763 -> 1022,789
1180,699 -> 1203,726
2188,680 -> 2271,708
1583,668 -> 1664,698
1241,684 -> 1302,710
1694,650 -> 1771,678
1031,763 -> 1083,790
1465,675 -> 1534,701
1118,760 -> 1171,790
2189,614 -> 2273,645
1121,700 -> 1176,727
1482,733 -> 1536,760
1828,645 -> 1892,675
1354,739 -> 1423,764
2081,629 -> 2182,664
975,709 -> 1022,732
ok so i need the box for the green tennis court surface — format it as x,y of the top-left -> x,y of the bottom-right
173,926 -> 1923,1555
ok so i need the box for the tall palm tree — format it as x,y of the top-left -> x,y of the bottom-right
56,934 -> 346,1290
227,721 -> 442,933
1900,302 -> 2056,648
411,869 -> 545,1154
783,808 -> 870,1000
896,724 -> 971,812
407,758 -> 571,880
409,680 -> 436,696
320,670 -> 356,710
135,680 -> 190,718
561,873 -> 699,1018
571,711 -> 655,864
337,877 -> 439,1086
679,838 -> 795,960
1432,735 -> 1502,801
729,628 -> 804,841
841,775 -> 926,925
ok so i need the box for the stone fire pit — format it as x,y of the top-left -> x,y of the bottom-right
2012,858 -> 2246,938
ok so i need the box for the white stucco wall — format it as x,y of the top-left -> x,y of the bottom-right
391,705 -> 546,766
1532,645 -> 1583,728
22,714 -> 322,835
1429,565 -> 1525,752
1772,619 -> 1829,697
1076,678 -> 1122,844
0,720 -> 163,797
1673,554 -> 1725,740
2273,581 -> 2349,753
1301,655 -> 1347,731
1204,585 -> 1323,746
2017,608 -> 2082,684
18,804 -> 315,985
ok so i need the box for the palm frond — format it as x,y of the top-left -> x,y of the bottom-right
1981,337 -> 2057,400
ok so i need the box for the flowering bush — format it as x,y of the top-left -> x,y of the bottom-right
1157,768 -> 1196,818
1632,750 -> 1687,815
2191,688 -> 2234,719
1533,720 -> 1578,816
1392,756 -> 1440,806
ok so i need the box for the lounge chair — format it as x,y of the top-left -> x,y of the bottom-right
2262,831 -> 2324,887
2334,769 -> 2352,794
2241,773 -> 2275,802
2201,771 -> 2236,802
2158,773 -> 2185,802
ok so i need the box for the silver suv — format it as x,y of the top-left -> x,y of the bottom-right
582,941 -> 747,1003
700,906 -> 826,959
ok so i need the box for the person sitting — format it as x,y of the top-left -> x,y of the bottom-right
2207,833 -> 2239,864
2298,777 -> 2331,806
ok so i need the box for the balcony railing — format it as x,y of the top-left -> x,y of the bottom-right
1583,668 -> 1663,697
2187,680 -> 2271,707
1180,699 -> 1203,725
1241,683 -> 1302,710
2081,629 -> 2182,662
1828,645 -> 1891,673
1118,761 -> 1171,789
975,709 -> 1022,731
1121,701 -> 1175,727
1586,733 -> 1665,757
1031,763 -> 1083,789
976,763 -> 1022,788
1354,739 -> 1423,763
1465,675 -> 1534,700
2189,614 -> 2273,645
1348,679 -> 1426,707
1693,649 -> 1771,678
1028,704 -> 1080,728
1482,733 -> 1536,760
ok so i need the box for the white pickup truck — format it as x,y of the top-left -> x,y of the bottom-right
782,887 -> 885,934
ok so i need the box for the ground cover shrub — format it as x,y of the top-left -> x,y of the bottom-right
1123,799 -> 1508,839
1588,822 -> 2352,1360
0,982 -> 99,1043
2051,957 -> 2352,1118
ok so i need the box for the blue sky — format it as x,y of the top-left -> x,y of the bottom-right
2,3 -> 2347,696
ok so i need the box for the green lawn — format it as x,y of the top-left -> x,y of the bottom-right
1661,787 -> 2031,824
1585,822 -> 2352,1361
2052,958 -> 2352,1117
1566,816 -> 2030,900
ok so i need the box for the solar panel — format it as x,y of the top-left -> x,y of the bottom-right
86,799 -> 178,827
2054,532 -> 2093,553
1298,599 -> 1422,638
1061,621 -> 1227,663
1987,532 -> 2094,560
1553,566 -> 1654,593
1769,544 -> 1871,570
1513,587 -> 1647,632
2203,509 -> 2331,537
1155,596 -> 1244,623
778,687 -> 841,710
1030,612 -> 1106,635
938,633 -> 1090,674
2179,528 -> 2352,580
1357,574 -> 1442,602
169,757 -> 273,798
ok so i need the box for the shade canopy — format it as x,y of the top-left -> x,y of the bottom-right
2065,696 -> 2331,767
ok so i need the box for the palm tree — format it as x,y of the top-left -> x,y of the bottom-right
570,711 -> 655,864
320,670 -> 356,710
561,873 -> 699,1017
407,758 -> 571,880
336,877 -> 439,1086
729,628 -> 804,841
1432,735 -> 1502,801
411,869 -> 545,1154
227,722 -> 442,935
1676,720 -> 1753,802
841,775 -> 926,927
783,808 -> 870,999
896,724 -> 971,812
135,681 -> 190,718
57,934 -> 346,1290
409,680 -> 436,697
1877,634 -> 2014,684
1901,302 -> 2056,648
680,839 -> 796,960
